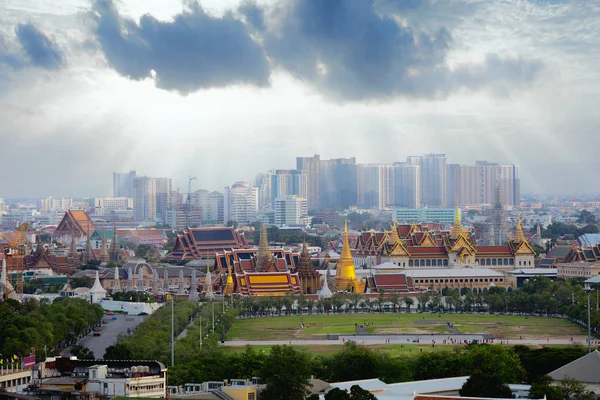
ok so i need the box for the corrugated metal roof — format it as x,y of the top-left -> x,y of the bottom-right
548,350 -> 600,383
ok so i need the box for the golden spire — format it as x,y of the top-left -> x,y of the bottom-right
514,214 -> 526,243
224,262 -> 234,295
256,224 -> 272,260
336,220 -> 364,292
450,206 -> 464,239
389,220 -> 401,244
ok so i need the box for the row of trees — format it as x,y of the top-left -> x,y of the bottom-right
169,341 -> 592,400
103,299 -> 200,361
0,297 -> 104,358
237,277 -> 600,335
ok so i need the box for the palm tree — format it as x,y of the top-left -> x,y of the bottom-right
377,289 -> 386,313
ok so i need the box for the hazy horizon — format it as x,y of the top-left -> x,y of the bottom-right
1,0 -> 599,198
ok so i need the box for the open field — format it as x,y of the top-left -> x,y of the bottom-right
227,313 -> 587,341
223,343 -> 456,357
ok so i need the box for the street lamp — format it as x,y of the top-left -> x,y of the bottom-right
584,284 -> 592,353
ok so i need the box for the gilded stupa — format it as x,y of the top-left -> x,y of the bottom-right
335,221 -> 365,293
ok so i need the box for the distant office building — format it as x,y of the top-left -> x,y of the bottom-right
113,171 -> 136,198
477,161 -> 520,206
155,178 -> 172,221
271,169 -> 308,206
296,154 -> 321,211
393,208 -> 457,225
274,196 -> 308,226
165,204 -> 203,230
357,164 -> 390,209
254,172 -> 273,209
189,190 -> 225,223
417,154 -> 447,207
38,197 -> 73,212
90,197 -> 133,216
320,157 -> 357,210
133,177 -> 157,222
224,182 -> 259,225
390,163 -> 420,208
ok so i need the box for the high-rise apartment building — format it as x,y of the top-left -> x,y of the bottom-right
418,154 -> 447,207
319,157 -> 357,210
390,163 -> 420,208
271,170 -> 308,207
357,164 -> 391,209
254,172 -> 273,209
90,197 -> 133,216
274,195 -> 308,226
189,190 -> 225,223
113,171 -> 136,198
296,155 -> 321,211
38,197 -> 73,212
133,177 -> 157,222
446,161 -> 520,207
224,182 -> 259,225
155,177 -> 172,221
477,161 -> 520,207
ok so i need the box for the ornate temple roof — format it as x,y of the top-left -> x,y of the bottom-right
165,227 -> 249,261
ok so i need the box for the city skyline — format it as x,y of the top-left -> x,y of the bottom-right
1,0 -> 599,197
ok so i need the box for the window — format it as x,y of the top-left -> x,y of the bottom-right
248,393 -> 256,400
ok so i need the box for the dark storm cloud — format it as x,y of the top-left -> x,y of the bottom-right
89,0 -> 270,94
15,23 -> 64,69
86,0 -> 541,100
258,0 -> 541,100
0,24 -> 64,70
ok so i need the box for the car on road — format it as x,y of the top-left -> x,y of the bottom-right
112,316 -> 117,320
138,312 -> 148,316
93,328 -> 101,337
106,311 -> 115,316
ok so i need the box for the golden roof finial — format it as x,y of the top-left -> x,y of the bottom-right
340,220 -> 352,260
450,206 -> 464,239
389,220 -> 401,244
514,214 -> 526,243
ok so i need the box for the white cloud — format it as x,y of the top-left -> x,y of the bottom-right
0,0 -> 598,197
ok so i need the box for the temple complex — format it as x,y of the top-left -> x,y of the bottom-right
165,227 -> 249,261
213,226 -> 302,296
336,221 -> 366,292
51,210 -> 95,245
353,212 -> 535,271
297,242 -> 320,294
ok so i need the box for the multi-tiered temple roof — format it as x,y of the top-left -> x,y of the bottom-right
165,227 -> 249,261
213,226 -> 302,296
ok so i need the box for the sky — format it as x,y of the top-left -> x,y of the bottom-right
0,0 -> 599,198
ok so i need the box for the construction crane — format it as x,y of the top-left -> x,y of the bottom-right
186,176 -> 197,229
0,222 -> 31,299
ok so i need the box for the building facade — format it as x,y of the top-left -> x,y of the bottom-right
224,182 -> 259,225
274,195 -> 308,226
390,163 -> 420,208
133,176 -> 157,222
189,190 -> 224,223
393,208 -> 457,225
113,170 -> 136,198
296,154 -> 321,211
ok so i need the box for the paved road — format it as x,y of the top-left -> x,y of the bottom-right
74,315 -> 146,358
223,335 -> 598,347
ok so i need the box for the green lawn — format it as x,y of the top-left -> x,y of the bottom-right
227,313 -> 586,341
223,343 -> 456,357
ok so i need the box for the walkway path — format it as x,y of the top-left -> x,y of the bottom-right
223,335 -> 595,347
